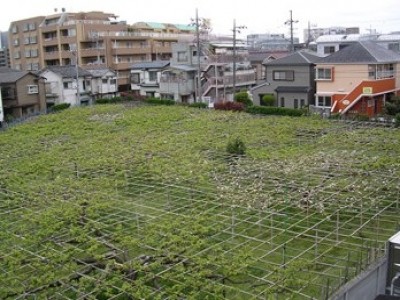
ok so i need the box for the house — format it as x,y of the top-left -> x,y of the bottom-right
314,41 -> 400,118
0,67 -> 46,120
251,50 -> 322,108
130,61 -> 170,98
85,66 -> 118,100
248,50 -> 290,84
39,65 -> 93,108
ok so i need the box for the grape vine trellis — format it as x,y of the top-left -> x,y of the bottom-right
1,105 -> 400,299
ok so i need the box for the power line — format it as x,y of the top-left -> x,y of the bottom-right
284,10 -> 298,52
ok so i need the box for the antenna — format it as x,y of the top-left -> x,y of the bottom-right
284,10 -> 298,52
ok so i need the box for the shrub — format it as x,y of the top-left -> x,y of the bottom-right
353,114 -> 370,122
234,91 -> 253,107
214,101 -> 244,112
188,102 -> 208,109
144,98 -> 176,106
395,113 -> 400,128
245,106 -> 305,117
226,137 -> 246,156
385,96 -> 400,116
52,103 -> 71,112
261,94 -> 275,106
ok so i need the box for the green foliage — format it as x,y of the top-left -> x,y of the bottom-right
95,97 -> 124,104
353,114 -> 370,122
385,96 -> 400,116
51,103 -> 71,112
234,91 -> 253,107
226,136 -> 246,156
144,97 -> 176,106
245,105 -> 306,117
395,113 -> 400,128
188,102 -> 208,109
261,94 -> 275,106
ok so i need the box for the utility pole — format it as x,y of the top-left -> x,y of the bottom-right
285,10 -> 298,52
195,8 -> 202,103
232,19 -> 246,100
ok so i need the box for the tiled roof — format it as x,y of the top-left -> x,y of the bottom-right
318,41 -> 400,64
131,61 -> 170,70
0,69 -> 31,83
263,50 -> 321,65
43,65 -> 92,78
84,67 -> 116,78
146,22 -> 166,29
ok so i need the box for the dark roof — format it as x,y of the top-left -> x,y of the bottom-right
42,65 -> 92,78
131,61 -> 170,70
167,64 -> 197,72
248,51 -> 289,62
264,50 -> 321,66
0,69 -> 32,84
85,68 -> 116,78
275,86 -> 311,93
318,41 -> 400,64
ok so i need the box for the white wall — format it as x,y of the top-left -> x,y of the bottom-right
0,88 -> 4,122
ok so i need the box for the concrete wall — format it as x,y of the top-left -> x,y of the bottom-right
330,256 -> 387,300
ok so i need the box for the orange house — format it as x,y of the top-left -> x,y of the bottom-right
315,41 -> 400,118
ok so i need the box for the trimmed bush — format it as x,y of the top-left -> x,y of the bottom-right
395,113 -> 400,128
188,102 -> 208,109
261,94 -> 275,106
144,98 -> 176,106
234,91 -> 253,107
214,101 -> 245,112
245,106 -> 305,117
52,103 -> 71,112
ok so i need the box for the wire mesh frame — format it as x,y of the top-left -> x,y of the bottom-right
1,117 -> 400,299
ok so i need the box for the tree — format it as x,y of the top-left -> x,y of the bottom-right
385,96 -> 400,116
234,91 -> 253,107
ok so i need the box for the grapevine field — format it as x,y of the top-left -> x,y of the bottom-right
1,104 -> 400,299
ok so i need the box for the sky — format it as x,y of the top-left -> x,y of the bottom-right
1,0 -> 399,42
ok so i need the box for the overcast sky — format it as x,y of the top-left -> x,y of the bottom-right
1,0 -> 399,41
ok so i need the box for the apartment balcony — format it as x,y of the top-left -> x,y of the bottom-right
80,48 -> 106,58
43,38 -> 59,46
44,51 -> 60,60
59,36 -> 76,44
153,46 -> 172,53
112,47 -> 151,55
159,79 -> 195,96
112,62 -> 135,71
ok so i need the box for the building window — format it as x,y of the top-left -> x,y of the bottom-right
388,43 -> 400,52
12,25 -> 18,34
300,99 -> 305,107
14,51 -> 21,59
317,95 -> 332,107
29,23 -> 36,31
149,71 -> 157,82
102,78 -> 108,84
316,67 -> 333,80
177,51 -> 188,62
13,39 -> 19,46
63,81 -> 72,89
31,63 -> 39,71
23,23 -> 29,32
30,36 -> 37,44
27,85 -> 38,94
324,46 -> 335,54
131,73 -> 140,84
294,99 -> 298,109
15,64 -> 21,70
273,70 -> 294,81
280,97 -> 285,107
31,49 -> 38,57
24,37 -> 30,45
110,79 -> 117,85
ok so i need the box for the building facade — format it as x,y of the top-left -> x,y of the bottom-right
8,12 -> 195,91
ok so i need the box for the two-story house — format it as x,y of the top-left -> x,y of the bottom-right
251,50 -> 322,108
131,61 -> 170,98
85,66 -> 118,100
39,65 -> 93,108
315,41 -> 400,118
0,67 -> 46,120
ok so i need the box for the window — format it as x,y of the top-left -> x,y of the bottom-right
25,50 -> 32,58
149,71 -> 157,82
316,67 -> 333,80
26,63 -> 33,71
131,73 -> 140,84
15,64 -> 21,70
30,36 -> 37,44
280,97 -> 285,107
273,70 -> 294,81
102,78 -> 108,84
13,39 -> 19,46
63,81 -> 73,89
177,51 -> 187,62
27,85 -> 38,94
110,79 -> 117,85
68,29 -> 76,37
24,37 -> 30,45
368,64 -> 395,79
23,23 -> 29,32
12,25 -> 18,34
31,63 -> 39,71
31,49 -> 38,57
29,23 -> 36,31
324,46 -> 335,54
317,95 -> 332,107
300,99 -> 305,107
294,99 -> 298,109
14,51 -> 21,59
388,43 -> 400,52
